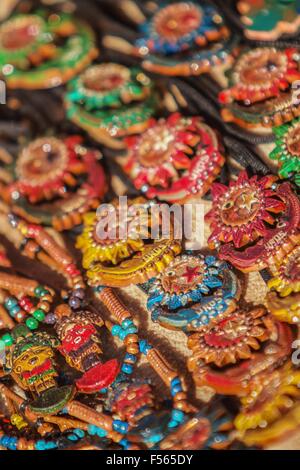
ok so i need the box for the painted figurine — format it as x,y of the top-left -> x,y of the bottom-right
55,305 -> 120,394
4,325 -> 74,415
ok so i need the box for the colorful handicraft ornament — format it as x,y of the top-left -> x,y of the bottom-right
115,1 -> 234,77
147,253 -> 240,331
120,113 -> 225,203
159,402 -> 233,450
65,63 -> 157,149
187,307 -> 273,368
55,304 -> 120,394
0,11 -> 97,89
234,361 -> 300,447
0,136 -> 106,231
219,47 -> 300,131
76,197 -> 182,287
266,233 -> 300,323
270,117 -> 300,186
4,325 -> 74,415
189,309 -> 293,397
238,0 -> 300,41
206,171 -> 300,272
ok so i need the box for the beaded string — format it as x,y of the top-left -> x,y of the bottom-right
0,273 -> 56,350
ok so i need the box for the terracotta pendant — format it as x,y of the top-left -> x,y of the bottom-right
65,63 -> 157,149
190,317 -> 292,396
0,11 -> 97,89
238,0 -> 300,41
120,113 -> 225,203
187,307 -> 273,368
147,253 -> 240,331
206,171 -> 300,272
2,136 -> 106,231
219,47 -> 300,106
267,233 -> 300,323
134,1 -> 232,76
4,325 -> 74,415
234,361 -> 300,447
160,402 -> 233,450
76,197 -> 182,287
55,305 -> 119,394
270,117 -> 300,186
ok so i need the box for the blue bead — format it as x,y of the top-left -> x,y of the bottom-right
139,340 -> 153,354
119,438 -> 129,449
68,434 -> 78,441
74,429 -> 85,438
5,297 -> 18,308
171,377 -> 181,387
122,319 -> 133,329
171,384 -> 183,396
124,353 -> 137,363
35,440 -> 46,451
111,325 -> 122,337
172,409 -> 185,423
119,329 -> 127,340
121,363 -> 133,374
168,420 -> 179,429
126,326 -> 138,335
10,305 -> 21,316
113,420 -> 129,434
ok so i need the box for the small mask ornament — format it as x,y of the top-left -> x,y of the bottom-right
206,171 -> 300,272
234,361 -> 300,447
1,136 -> 106,231
147,253 -> 240,331
65,63 -> 157,149
76,197 -> 182,287
238,0 -> 300,41
270,117 -> 300,187
0,10 -> 97,89
55,305 -> 119,394
120,113 -> 225,204
4,325 -> 74,415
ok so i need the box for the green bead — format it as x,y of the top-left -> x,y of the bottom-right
26,317 -> 39,330
2,333 -> 13,346
0,339 -> 5,351
34,286 -> 44,297
32,309 -> 46,322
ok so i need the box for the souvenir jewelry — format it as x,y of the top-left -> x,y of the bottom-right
234,361 -> 300,447
190,317 -> 292,397
187,307 -> 273,368
65,63 -> 157,149
206,171 -> 300,272
219,47 -> 300,106
147,253 -> 240,331
4,325 -> 75,415
0,11 -> 97,89
104,1 -> 233,77
1,136 -> 106,231
206,171 -> 284,249
76,197 -> 182,287
8,215 -> 85,289
55,305 -> 120,394
238,0 -> 300,41
266,233 -> 300,323
270,117 -> 300,186
120,113 -> 225,203
160,402 -> 233,450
